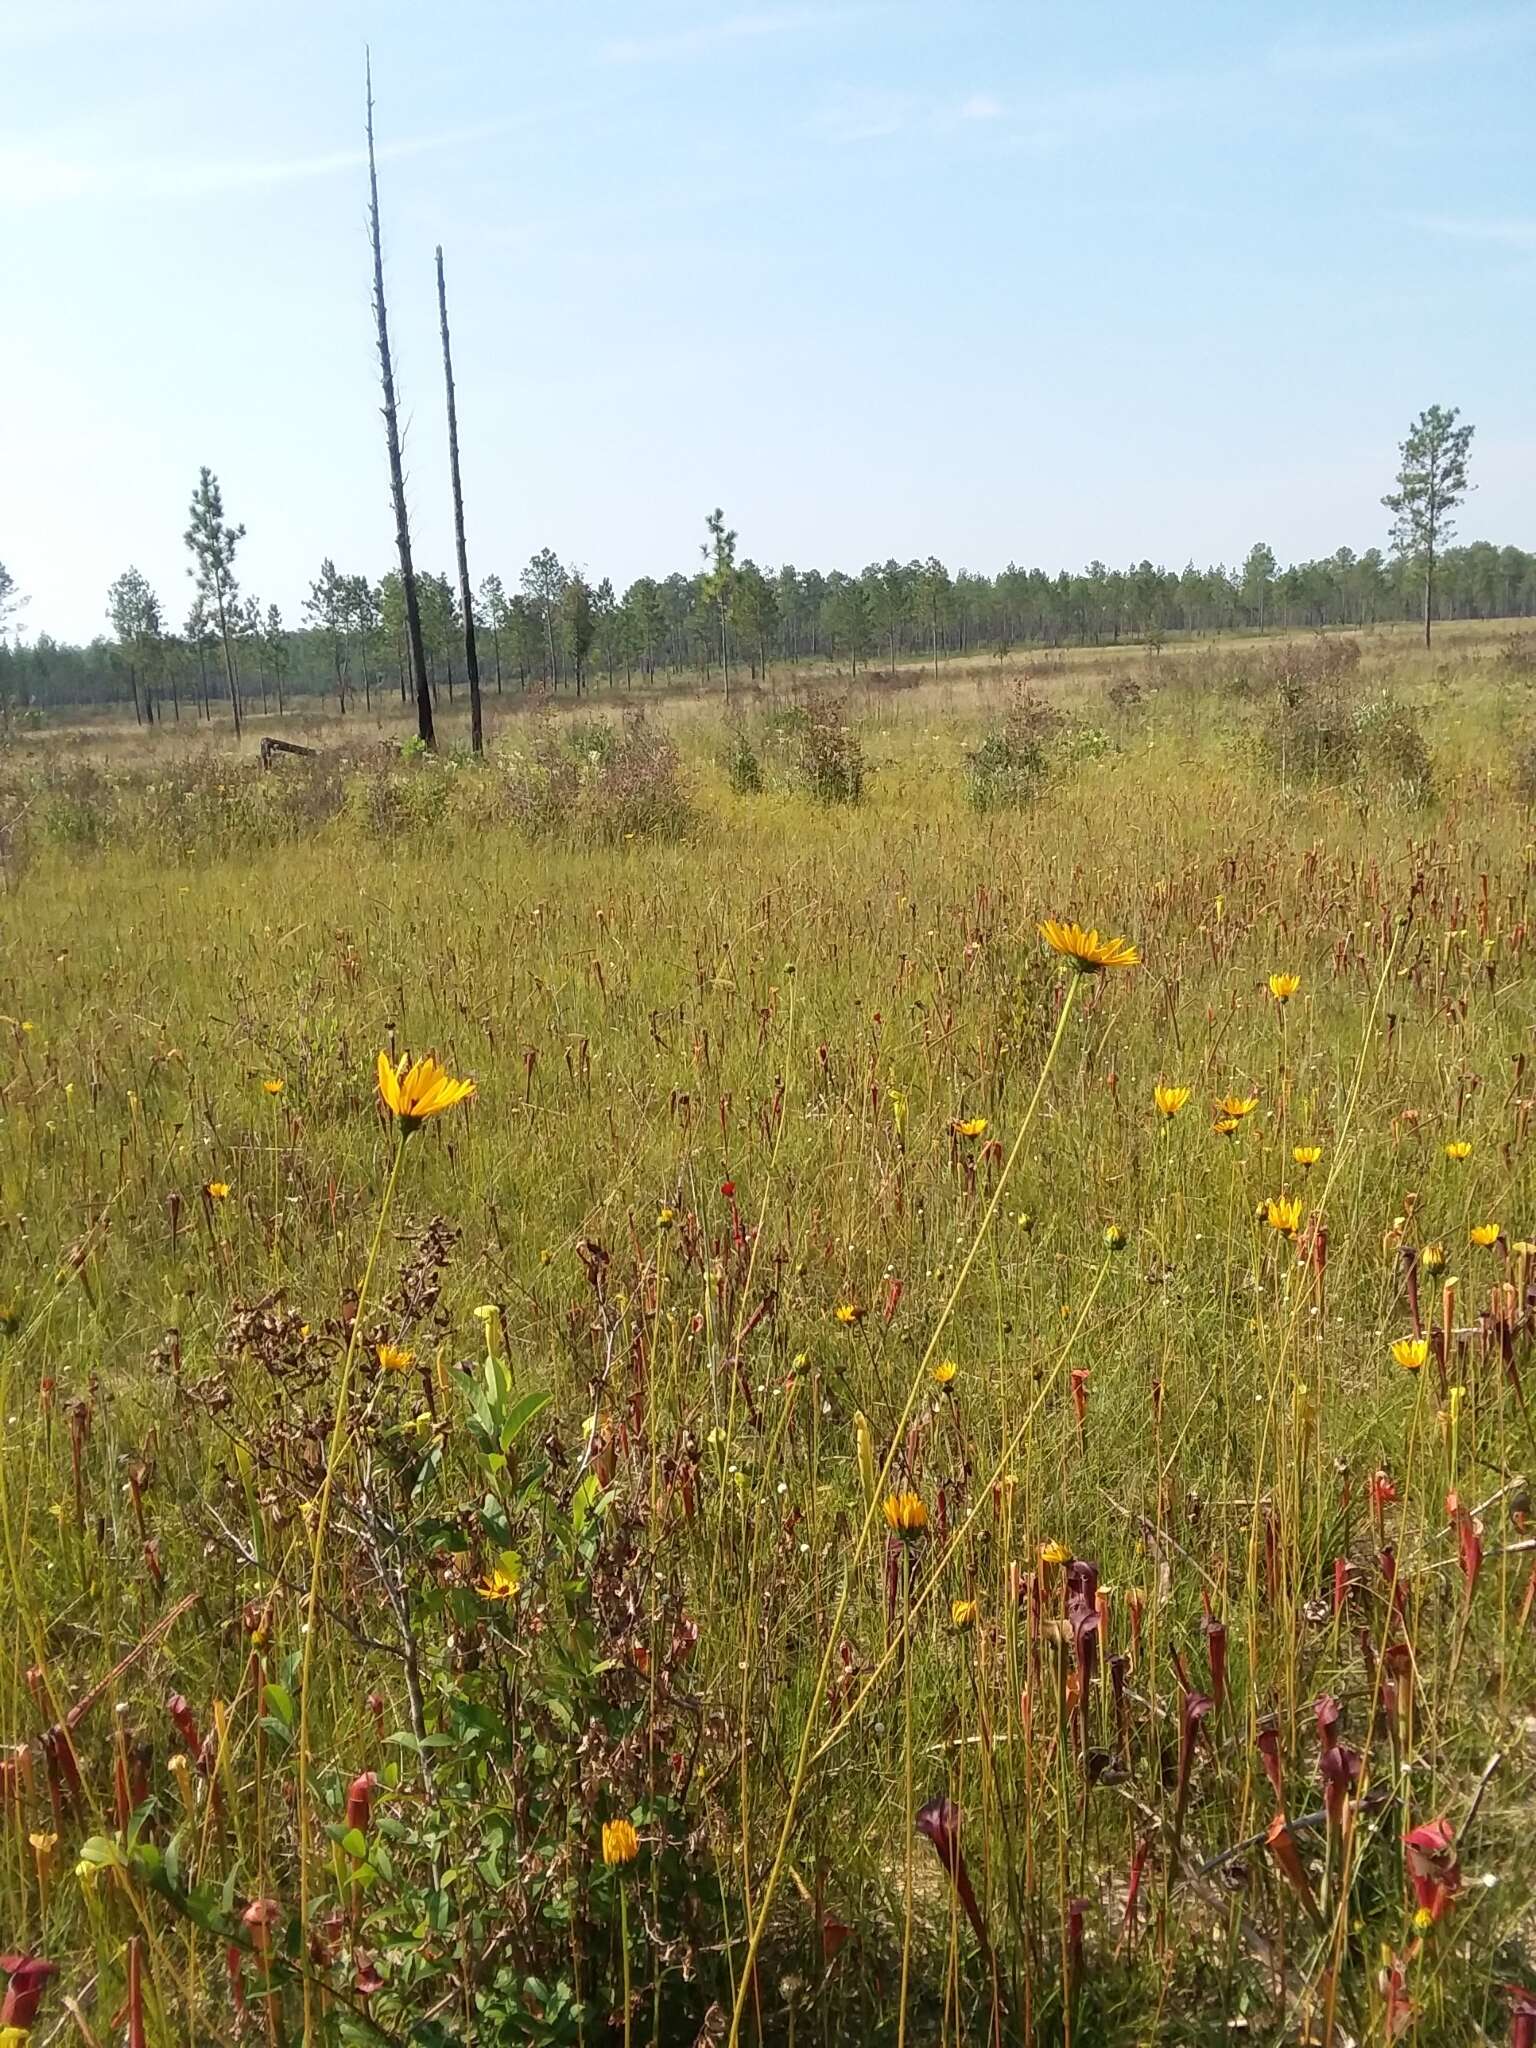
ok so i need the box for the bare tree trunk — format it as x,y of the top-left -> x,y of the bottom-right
214,590 -> 243,738
436,246 -> 484,756
367,54 -> 435,749
1424,546 -> 1434,650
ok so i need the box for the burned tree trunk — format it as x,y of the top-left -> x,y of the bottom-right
436,245 -> 483,756
366,54 -> 434,750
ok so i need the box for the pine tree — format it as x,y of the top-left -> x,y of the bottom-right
183,466 -> 245,736
1382,405 -> 1475,648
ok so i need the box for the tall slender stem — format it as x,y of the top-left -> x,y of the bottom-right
297,1127 -> 407,2044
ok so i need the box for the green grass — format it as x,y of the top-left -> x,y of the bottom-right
1,642 -> 1535,2044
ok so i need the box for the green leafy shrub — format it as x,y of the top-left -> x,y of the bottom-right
499,710 -> 693,843
964,688 -> 1062,812
723,720 -> 763,795
792,697 -> 865,805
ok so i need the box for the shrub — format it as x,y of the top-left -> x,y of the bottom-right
965,687 -> 1117,813
1352,691 -> 1434,803
1255,676 -> 1433,803
723,720 -> 763,796
499,711 -> 693,843
793,697 -> 865,805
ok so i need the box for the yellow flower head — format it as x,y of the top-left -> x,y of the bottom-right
1265,1197 -> 1303,1237
376,1343 -> 415,1373
1293,1145 -> 1322,1168
476,1563 -> 521,1601
1038,919 -> 1139,974
1039,1539 -> 1071,1567
205,1180 -> 231,1201
951,1598 -> 978,1630
656,1206 -> 676,1228
930,1360 -> 958,1388
602,1816 -> 639,1866
1216,1095 -> 1259,1120
1392,1338 -> 1429,1372
1103,1223 -> 1128,1251
1154,1084 -> 1191,1118
1419,1240 -> 1446,1273
952,1116 -> 988,1138
1015,1210 -> 1035,1233
834,1301 -> 864,1326
1268,972 -> 1300,1002
262,1077 -> 285,1096
882,1491 -> 928,1540
1212,1115 -> 1241,1137
1444,1140 -> 1472,1162
1470,1223 -> 1501,1249
376,1050 -> 475,1131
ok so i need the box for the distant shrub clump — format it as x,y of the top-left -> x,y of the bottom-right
723,719 -> 763,795
1253,643 -> 1434,803
793,697 -> 865,804
498,709 -> 693,843
726,697 -> 867,805
964,686 -> 1110,812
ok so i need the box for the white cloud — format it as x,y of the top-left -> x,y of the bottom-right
812,85 -> 912,143
958,92 -> 1003,121
0,0 -> 220,47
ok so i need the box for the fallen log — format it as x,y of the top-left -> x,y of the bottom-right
259,737 -> 318,770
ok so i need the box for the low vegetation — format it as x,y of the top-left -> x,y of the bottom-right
0,633 -> 1535,2044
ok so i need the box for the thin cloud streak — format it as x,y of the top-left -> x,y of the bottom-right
0,120 -> 515,211
1408,211 -> 1536,249
1264,10 -> 1536,78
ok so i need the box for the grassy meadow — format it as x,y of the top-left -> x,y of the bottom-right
2,629 -> 1536,2043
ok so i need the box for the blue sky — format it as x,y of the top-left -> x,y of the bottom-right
4,0 -> 1533,643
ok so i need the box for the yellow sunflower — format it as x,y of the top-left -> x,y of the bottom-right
1154,1084 -> 1191,1118
882,1492 -> 929,1540
1038,920 -> 1139,974
602,1817 -> 639,1866
1391,1338 -> 1428,1371
476,1562 -> 521,1601
376,1051 -> 475,1130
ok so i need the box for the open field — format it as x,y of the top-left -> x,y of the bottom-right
2,632 -> 1536,2043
